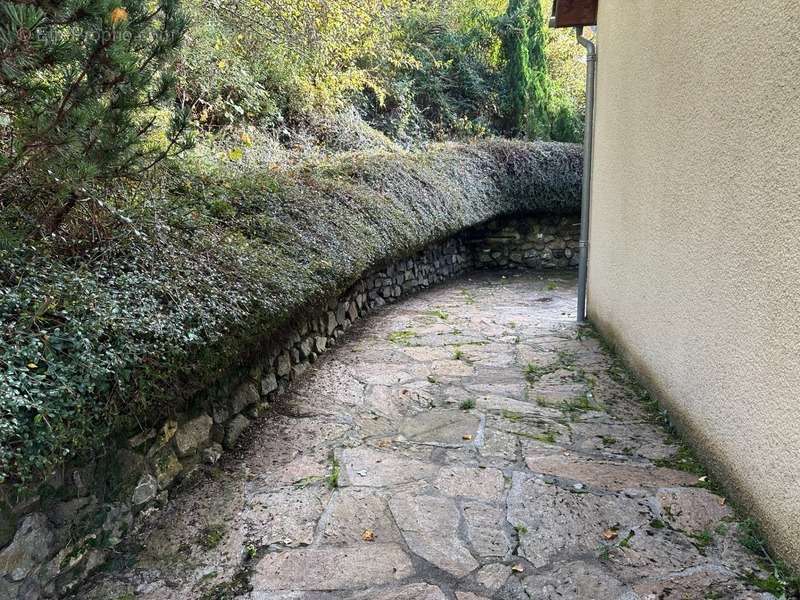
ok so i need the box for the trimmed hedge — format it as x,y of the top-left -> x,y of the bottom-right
0,139 -> 581,488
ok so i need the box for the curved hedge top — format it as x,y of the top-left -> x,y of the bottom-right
0,139 -> 581,487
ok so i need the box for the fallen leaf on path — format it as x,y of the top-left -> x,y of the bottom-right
361,529 -> 376,542
602,528 -> 618,540
511,564 -> 524,573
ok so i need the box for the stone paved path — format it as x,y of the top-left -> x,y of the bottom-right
77,272 -> 776,600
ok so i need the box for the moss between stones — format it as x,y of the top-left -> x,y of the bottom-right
0,139 -> 580,491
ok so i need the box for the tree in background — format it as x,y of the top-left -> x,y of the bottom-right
500,0 -> 532,136
498,0 -> 584,142
541,0 -> 586,142
525,0 -> 553,139
0,0 -> 192,228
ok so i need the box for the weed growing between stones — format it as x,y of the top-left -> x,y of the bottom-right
510,429 -> 558,444
459,399 -> 476,410
596,544 -> 610,561
558,393 -> 604,420
426,309 -> 449,320
199,524 -> 226,549
579,322 -> 800,598
388,329 -> 417,345
199,568 -> 253,600
326,455 -> 341,489
293,475 -> 323,488
524,349 -> 578,383
738,519 -> 800,597
690,529 -> 714,555
244,543 -> 258,561
524,363 -> 549,381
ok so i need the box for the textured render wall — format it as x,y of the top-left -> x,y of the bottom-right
588,1 -> 800,564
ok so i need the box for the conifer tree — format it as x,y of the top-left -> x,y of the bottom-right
501,0 -> 531,136
0,0 -> 192,222
525,0 -> 553,139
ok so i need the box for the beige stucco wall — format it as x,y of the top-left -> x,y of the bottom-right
588,1 -> 800,565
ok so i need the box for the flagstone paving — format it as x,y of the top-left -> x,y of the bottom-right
74,272 -> 776,599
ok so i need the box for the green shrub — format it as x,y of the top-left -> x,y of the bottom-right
0,139 -> 581,488
365,3 -> 504,141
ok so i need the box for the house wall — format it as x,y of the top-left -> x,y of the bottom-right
587,1 -> 800,564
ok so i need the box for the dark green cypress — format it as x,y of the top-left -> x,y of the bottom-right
501,0 -> 531,136
525,0 -> 553,139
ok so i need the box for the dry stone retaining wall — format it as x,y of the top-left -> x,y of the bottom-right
0,213 -> 577,599
467,215 -> 581,270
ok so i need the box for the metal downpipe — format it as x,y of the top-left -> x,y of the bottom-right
575,27 -> 595,323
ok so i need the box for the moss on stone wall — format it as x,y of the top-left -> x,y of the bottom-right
0,139 -> 580,489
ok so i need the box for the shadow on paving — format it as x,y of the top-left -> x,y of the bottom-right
74,271 -> 778,600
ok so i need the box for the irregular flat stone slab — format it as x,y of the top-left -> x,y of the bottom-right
653,487 -> 732,533
524,454 -> 699,491
475,395 -> 555,417
269,451 -> 328,487
472,563 -> 511,593
389,493 -> 479,577
463,502 -> 512,558
430,359 -> 475,377
529,369 -> 590,405
252,544 -> 413,591
631,564 -> 773,600
398,410 -> 481,446
607,528 -> 707,583
364,385 -> 432,419
569,420 -> 676,461
487,413 -> 571,446
507,473 -> 649,568
455,592 -> 490,600
464,381 -> 527,400
287,363 -> 366,414
317,487 -> 402,544
244,486 -> 330,547
246,593 -> 337,599
400,346 -> 454,362
462,343 -> 517,368
522,560 -> 634,600
433,466 -> 505,502
350,583 -> 447,600
352,362 -> 431,386
480,428 -> 519,462
339,447 -> 438,487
